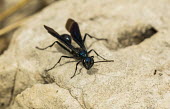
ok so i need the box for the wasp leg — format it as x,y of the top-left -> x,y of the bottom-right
88,49 -> 113,61
70,61 -> 81,79
83,33 -> 107,43
45,56 -> 74,72
36,41 -> 71,53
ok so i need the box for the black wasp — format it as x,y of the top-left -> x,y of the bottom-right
36,18 -> 114,78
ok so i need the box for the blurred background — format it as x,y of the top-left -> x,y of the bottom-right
0,0 -> 59,54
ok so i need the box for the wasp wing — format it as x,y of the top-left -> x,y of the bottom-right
65,18 -> 86,50
44,25 -> 77,52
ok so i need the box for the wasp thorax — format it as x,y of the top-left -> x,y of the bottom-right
79,50 -> 88,58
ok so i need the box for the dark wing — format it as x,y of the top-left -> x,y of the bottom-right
44,25 -> 77,52
65,18 -> 86,50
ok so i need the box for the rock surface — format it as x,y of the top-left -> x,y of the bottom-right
11,84 -> 82,109
0,0 -> 170,109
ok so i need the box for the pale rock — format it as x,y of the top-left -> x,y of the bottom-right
0,0 -> 170,109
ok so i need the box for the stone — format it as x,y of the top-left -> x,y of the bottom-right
0,0 -> 170,108
11,84 -> 82,109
